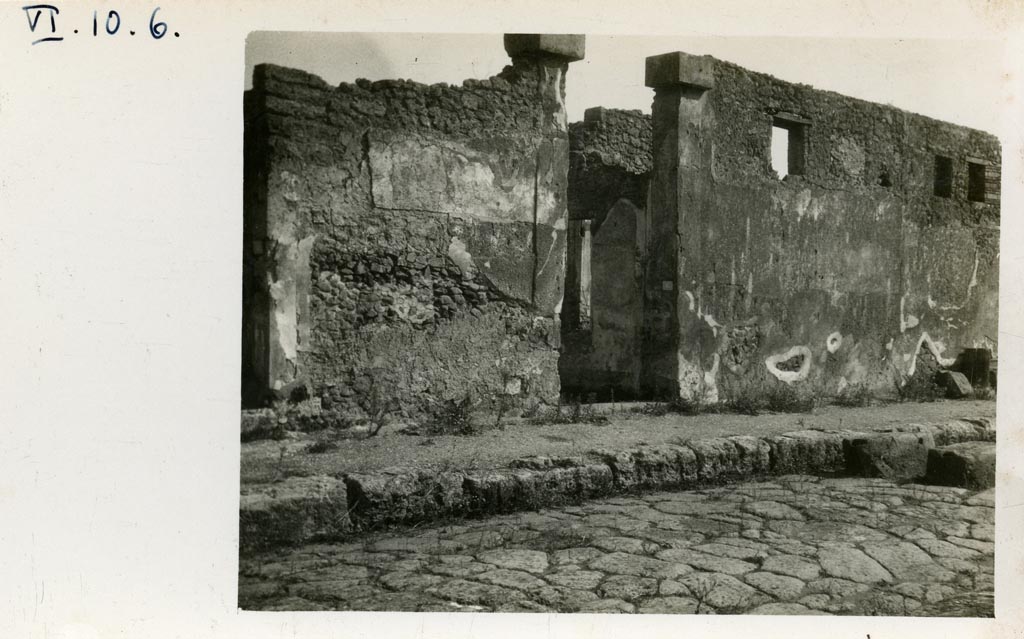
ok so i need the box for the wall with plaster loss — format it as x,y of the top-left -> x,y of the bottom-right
242,35 -> 585,419
643,51 -> 1000,402
561,108 -> 651,399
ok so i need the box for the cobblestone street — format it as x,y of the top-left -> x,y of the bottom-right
239,476 -> 994,615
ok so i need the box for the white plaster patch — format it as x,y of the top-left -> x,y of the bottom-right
702,354 -> 721,404
684,290 -> 695,311
504,377 -> 522,396
885,339 -> 894,351
765,345 -> 813,384
703,313 -> 724,337
836,376 -> 849,394
899,295 -> 919,333
826,331 -> 843,353
906,331 -> 957,377
793,189 -> 813,221
447,237 -> 477,276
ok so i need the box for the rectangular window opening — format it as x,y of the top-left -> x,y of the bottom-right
771,116 -> 807,178
933,155 -> 953,198
967,161 -> 987,203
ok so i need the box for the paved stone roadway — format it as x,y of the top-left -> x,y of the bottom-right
239,476 -> 994,616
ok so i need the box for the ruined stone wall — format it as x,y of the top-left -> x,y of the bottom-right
562,108 -> 651,399
243,38 -> 582,419
645,52 -> 1000,402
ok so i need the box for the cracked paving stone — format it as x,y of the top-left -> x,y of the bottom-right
578,598 -> 636,613
379,571 -> 445,591
971,523 -> 995,542
655,548 -> 757,575
767,520 -> 890,543
914,538 -> 981,559
545,570 -> 604,590
494,600 -> 552,613
744,501 -> 805,521
798,594 -> 832,610
598,575 -> 659,601
260,596 -> 330,611
290,581 -> 379,603
589,551 -> 692,579
692,542 -> 767,561
592,536 -> 662,555
861,541 -> 956,582
473,568 -> 547,591
744,571 -> 807,599
532,585 -> 600,610
760,553 -> 821,581
638,596 -> 700,614
659,579 -> 691,596
552,547 -> 605,565
806,577 -> 870,598
476,549 -> 549,573
677,573 -> 769,611
426,579 -> 525,606
818,546 -> 893,584
748,603 -> 824,615
634,527 -> 705,548
947,536 -> 994,553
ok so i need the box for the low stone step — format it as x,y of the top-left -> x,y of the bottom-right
924,441 -> 996,490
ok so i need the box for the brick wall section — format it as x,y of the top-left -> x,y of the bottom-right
243,45 -> 579,420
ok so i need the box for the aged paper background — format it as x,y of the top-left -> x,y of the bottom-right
1,0 -> 1022,637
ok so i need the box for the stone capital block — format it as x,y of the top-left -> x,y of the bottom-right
645,51 -> 715,90
504,34 -> 585,62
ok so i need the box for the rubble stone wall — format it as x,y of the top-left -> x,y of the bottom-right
645,52 -> 1000,402
243,40 -> 582,419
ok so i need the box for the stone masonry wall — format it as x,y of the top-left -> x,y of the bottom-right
562,108 -> 652,399
644,52 -> 1000,403
242,36 -> 584,420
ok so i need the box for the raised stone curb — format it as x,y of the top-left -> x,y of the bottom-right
239,475 -> 351,553
238,418 -> 996,552
925,441 -> 996,490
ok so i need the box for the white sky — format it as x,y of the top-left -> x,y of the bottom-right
245,32 -> 1004,132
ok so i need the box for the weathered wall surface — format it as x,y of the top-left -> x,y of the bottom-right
243,36 -> 584,418
644,52 -> 1000,402
561,108 -> 651,399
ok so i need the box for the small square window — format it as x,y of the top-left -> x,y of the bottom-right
771,115 -> 807,178
967,161 -> 987,203
933,156 -> 953,198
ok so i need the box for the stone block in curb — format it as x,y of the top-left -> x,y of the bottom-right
687,438 -> 745,482
929,419 -> 995,446
344,470 -> 465,528
765,430 -> 849,475
592,445 -> 696,490
239,475 -> 351,553
925,441 -> 996,490
463,464 -> 614,515
843,431 -> 935,481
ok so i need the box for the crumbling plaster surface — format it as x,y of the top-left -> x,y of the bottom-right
243,51 -> 577,416
646,53 -> 999,402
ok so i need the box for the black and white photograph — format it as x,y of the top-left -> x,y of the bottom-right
240,32 -> 999,616
4,2 -> 1024,637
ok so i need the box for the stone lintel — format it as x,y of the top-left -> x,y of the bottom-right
645,51 -> 715,90
504,34 -> 586,62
